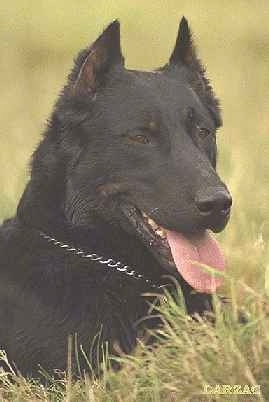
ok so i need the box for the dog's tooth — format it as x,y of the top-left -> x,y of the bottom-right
156,227 -> 164,237
156,228 -> 166,238
142,212 -> 165,237
147,218 -> 158,230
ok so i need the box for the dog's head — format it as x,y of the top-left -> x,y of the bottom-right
23,19 -> 232,292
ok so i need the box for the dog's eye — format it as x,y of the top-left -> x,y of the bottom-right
197,126 -> 211,138
126,131 -> 150,145
130,134 -> 149,144
123,127 -> 153,145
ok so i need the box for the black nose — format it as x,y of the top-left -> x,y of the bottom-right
195,189 -> 232,217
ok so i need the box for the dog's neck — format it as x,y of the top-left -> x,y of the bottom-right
17,179 -> 65,234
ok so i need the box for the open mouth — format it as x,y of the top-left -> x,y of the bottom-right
121,204 -> 226,294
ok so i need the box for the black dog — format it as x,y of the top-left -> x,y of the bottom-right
0,18 -> 232,377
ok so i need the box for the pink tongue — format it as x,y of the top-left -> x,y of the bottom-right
166,230 -> 225,293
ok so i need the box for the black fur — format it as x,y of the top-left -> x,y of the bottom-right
0,18 -> 231,377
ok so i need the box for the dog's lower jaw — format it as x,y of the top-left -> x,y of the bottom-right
67,205 -> 214,317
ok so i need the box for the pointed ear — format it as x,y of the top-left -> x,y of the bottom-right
165,18 -> 222,127
169,17 -> 195,66
72,20 -> 124,96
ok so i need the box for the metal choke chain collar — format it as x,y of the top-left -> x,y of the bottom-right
39,231 -> 164,290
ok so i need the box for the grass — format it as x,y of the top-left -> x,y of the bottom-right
0,0 -> 269,400
0,287 -> 268,401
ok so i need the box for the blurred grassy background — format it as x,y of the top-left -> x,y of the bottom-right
0,0 -> 269,290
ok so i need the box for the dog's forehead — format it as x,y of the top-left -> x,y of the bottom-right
101,68 -> 206,119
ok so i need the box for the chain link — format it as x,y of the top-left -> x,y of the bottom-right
39,231 -> 163,289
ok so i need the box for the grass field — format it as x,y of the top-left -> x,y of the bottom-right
0,1 -> 269,400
